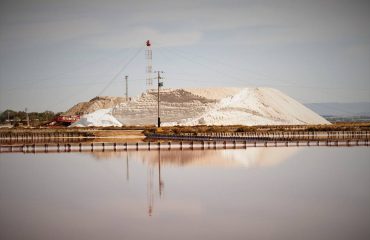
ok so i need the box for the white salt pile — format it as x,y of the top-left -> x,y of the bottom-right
71,108 -> 122,127
170,88 -> 329,125
70,87 -> 330,127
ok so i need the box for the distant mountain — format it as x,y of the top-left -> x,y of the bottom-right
304,102 -> 370,116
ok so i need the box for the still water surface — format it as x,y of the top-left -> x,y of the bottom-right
1,147 -> 369,240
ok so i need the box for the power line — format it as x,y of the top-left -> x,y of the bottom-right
96,47 -> 143,97
4,47 -> 131,92
156,47 -> 369,115
43,47 -> 143,112
158,45 -> 370,94
167,46 -> 272,81
160,47 -> 250,86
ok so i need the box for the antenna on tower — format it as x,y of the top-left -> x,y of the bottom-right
145,40 -> 153,89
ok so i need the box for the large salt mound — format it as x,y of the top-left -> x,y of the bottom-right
112,88 -> 218,125
71,108 -> 122,127
112,87 -> 329,126
171,88 -> 330,125
69,87 -> 330,126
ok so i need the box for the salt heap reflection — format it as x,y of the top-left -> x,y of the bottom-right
91,147 -> 299,169
91,148 -> 299,216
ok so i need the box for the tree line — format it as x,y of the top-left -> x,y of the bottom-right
0,110 -> 62,126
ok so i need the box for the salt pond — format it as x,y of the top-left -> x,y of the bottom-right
0,147 -> 369,240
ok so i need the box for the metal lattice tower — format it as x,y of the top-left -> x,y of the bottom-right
145,40 -> 153,89
125,75 -> 128,101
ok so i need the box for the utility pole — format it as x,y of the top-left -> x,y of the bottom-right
125,75 -> 128,101
154,71 -> 164,127
25,108 -> 29,127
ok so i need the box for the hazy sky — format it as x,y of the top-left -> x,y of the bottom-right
0,0 -> 369,112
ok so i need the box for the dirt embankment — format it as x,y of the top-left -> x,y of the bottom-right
91,130 -> 145,142
64,96 -> 126,115
0,128 -> 145,138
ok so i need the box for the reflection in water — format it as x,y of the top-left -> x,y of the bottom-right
91,147 -> 299,168
123,151 -> 165,216
147,151 -> 164,216
2,148 -> 369,240
158,151 -> 164,197
92,148 -> 299,216
126,153 -> 129,181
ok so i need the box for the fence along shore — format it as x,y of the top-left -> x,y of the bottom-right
1,139 -> 368,153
